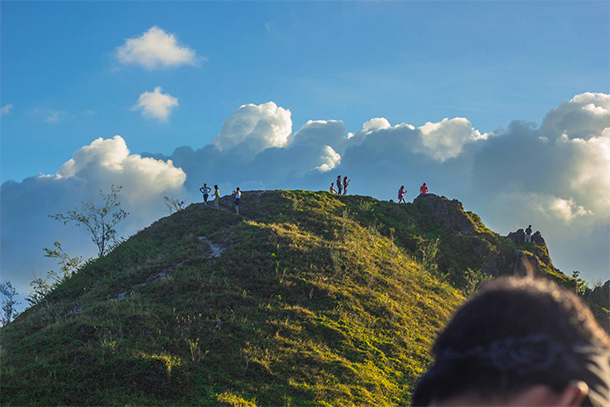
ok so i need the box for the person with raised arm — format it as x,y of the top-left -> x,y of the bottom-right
232,187 -> 241,215
343,176 -> 350,195
212,185 -> 220,209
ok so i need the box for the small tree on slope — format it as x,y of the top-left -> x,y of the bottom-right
50,185 -> 129,258
0,281 -> 20,326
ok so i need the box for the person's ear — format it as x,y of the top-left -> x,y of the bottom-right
556,381 -> 589,407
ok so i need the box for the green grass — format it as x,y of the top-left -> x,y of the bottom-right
0,190 -> 584,406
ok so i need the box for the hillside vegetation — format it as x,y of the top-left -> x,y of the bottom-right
0,190 -> 592,406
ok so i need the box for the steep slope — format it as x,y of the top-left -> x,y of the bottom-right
0,190 -> 593,406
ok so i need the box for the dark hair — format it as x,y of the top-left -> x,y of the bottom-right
412,277 -> 610,406
214,185 -> 218,189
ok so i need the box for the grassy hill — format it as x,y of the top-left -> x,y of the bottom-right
0,190 -> 592,406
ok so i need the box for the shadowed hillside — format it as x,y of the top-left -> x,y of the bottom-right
1,190 -> 604,406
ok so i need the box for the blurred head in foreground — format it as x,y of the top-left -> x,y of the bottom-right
412,277 -> 610,406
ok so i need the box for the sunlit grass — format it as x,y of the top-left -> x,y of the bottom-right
0,190 -> 586,406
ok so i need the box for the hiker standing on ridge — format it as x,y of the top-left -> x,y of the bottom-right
398,186 -> 407,203
419,182 -> 429,195
212,185 -> 220,209
336,175 -> 342,195
525,225 -> 533,243
232,187 -> 241,215
330,183 -> 336,194
200,183 -> 212,205
343,176 -> 350,195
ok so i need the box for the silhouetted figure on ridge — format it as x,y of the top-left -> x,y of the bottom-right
330,183 -> 336,194
343,176 -> 350,195
525,225 -> 533,243
336,175 -> 342,195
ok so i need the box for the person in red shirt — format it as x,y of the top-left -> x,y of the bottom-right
420,182 -> 429,195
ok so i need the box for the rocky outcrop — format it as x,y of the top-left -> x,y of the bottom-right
589,280 -> 610,309
510,250 -> 540,278
413,194 -> 476,235
507,229 -> 546,246
508,229 -> 526,245
506,229 -> 554,278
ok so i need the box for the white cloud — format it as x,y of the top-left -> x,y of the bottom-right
1,104 -> 13,116
4,93 -> 610,308
315,146 -> 342,172
115,26 -> 201,70
540,92 -> 610,140
417,117 -> 488,161
55,135 -> 186,205
289,120 -> 347,150
363,117 -> 391,132
132,87 -> 179,122
347,117 -> 403,139
1,135 -> 186,301
495,192 -> 593,225
211,102 -> 292,160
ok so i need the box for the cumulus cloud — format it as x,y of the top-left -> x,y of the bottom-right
315,146 -> 342,172
115,26 -> 201,70
211,102 -> 292,161
3,93 -> 610,310
473,104 -> 610,235
55,135 -> 186,205
1,136 -> 186,302
1,104 -> 13,116
540,92 -> 610,140
417,117 -> 488,161
132,87 -> 179,121
155,95 -> 607,279
493,192 -> 593,226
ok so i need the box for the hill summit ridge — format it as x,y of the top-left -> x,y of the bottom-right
1,189 -> 607,406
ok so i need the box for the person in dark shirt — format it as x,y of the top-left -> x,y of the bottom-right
412,277 -> 610,407
525,225 -> 533,243
343,176 -> 350,195
336,175 -> 342,195
232,187 -> 241,215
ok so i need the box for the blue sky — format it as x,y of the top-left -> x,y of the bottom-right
2,1 -> 608,183
1,1 -> 609,305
